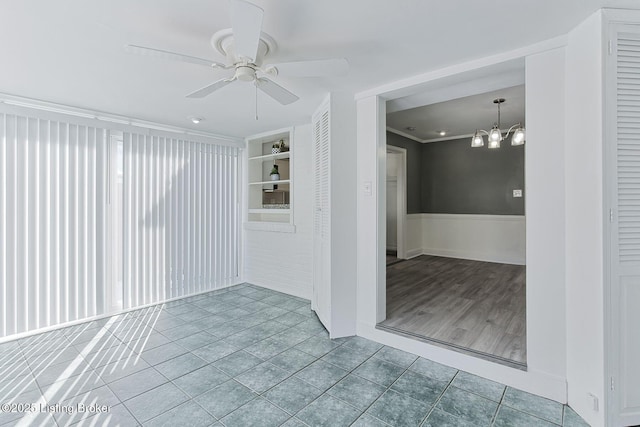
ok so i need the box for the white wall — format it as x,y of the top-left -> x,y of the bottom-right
328,92 -> 358,337
565,11 -> 605,427
244,124 -> 314,299
406,214 -> 526,265
357,96 -> 387,325
525,45 -> 569,399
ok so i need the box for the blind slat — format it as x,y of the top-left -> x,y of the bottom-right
0,114 -> 6,336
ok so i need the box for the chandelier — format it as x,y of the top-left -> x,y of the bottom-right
471,98 -> 525,149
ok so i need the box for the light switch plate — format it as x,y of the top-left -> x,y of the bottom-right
363,181 -> 372,196
587,393 -> 599,411
513,189 -> 523,198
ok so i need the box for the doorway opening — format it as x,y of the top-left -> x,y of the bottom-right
386,145 -> 407,266
378,85 -> 527,369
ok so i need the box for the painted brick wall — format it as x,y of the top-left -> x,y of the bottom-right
244,124 -> 313,299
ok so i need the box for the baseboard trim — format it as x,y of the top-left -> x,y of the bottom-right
421,248 -> 525,266
408,213 -> 525,222
244,279 -> 312,300
405,248 -> 423,259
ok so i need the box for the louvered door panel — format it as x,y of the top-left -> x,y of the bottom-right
618,35 -> 640,263
320,111 -> 330,239
312,99 -> 331,329
610,26 -> 640,427
313,119 -> 323,236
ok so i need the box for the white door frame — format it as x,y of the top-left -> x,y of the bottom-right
386,146 -> 407,259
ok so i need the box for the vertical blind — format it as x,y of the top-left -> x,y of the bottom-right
121,133 -> 239,309
0,107 -> 240,338
0,112 -> 108,337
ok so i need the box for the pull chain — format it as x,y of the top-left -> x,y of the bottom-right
255,80 -> 258,121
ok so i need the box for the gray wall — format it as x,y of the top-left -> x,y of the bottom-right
387,132 -> 525,215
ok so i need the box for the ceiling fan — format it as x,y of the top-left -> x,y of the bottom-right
125,0 -> 349,105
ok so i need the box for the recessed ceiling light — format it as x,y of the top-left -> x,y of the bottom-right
190,117 -> 204,124
405,126 -> 416,131
439,131 -> 447,136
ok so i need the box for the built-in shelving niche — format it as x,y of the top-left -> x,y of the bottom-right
245,128 -> 294,231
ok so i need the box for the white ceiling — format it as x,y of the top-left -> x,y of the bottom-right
0,0 -> 617,138
387,85 -> 525,142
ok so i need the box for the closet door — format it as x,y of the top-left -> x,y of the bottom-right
608,23 -> 640,427
312,98 -> 331,329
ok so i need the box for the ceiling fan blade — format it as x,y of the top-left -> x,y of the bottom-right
125,44 -> 225,68
230,0 -> 264,62
256,78 -> 299,105
269,58 -> 349,77
186,78 -> 234,98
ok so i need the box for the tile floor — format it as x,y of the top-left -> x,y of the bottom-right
0,283 -> 590,427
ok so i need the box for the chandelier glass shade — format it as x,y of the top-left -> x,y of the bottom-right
471,98 -> 525,149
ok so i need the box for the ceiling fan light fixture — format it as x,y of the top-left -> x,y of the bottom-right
471,131 -> 484,148
235,65 -> 257,81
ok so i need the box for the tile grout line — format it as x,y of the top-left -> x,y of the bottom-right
417,367 -> 460,426
488,385 -> 509,426
354,349 -> 419,427
260,337 -> 359,422
321,344 -> 397,425
251,337 -> 385,426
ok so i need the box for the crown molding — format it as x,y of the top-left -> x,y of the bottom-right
387,126 -> 474,144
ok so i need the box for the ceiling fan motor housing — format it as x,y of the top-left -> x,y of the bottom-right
211,29 -> 276,67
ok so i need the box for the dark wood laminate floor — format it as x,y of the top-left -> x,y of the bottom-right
380,255 -> 526,366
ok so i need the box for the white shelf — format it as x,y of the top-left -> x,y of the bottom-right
243,221 -> 296,233
248,152 -> 290,161
249,179 -> 290,185
248,209 -> 290,214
